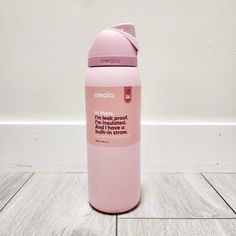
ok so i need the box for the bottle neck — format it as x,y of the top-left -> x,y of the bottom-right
88,56 -> 137,67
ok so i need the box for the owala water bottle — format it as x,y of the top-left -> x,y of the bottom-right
85,23 -> 141,213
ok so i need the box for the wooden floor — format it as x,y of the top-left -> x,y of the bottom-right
0,173 -> 235,235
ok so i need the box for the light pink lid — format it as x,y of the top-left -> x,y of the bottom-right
88,23 -> 139,67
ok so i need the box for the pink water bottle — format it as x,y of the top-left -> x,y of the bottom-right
85,23 -> 141,213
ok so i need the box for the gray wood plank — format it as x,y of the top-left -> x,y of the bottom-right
118,219 -> 236,236
119,174 -> 236,218
0,172 -> 33,211
0,173 -> 115,236
203,174 -> 236,213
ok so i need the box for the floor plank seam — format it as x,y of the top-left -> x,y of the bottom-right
141,172 -> 203,175
201,172 -> 236,174
31,172 -> 88,174
0,172 -> 34,213
118,217 -> 236,220
201,173 -> 236,215
116,214 -> 118,236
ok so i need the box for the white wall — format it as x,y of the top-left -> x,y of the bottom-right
1,0 -> 235,122
0,0 -> 236,171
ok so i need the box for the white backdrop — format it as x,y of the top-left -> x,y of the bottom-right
0,0 -> 236,172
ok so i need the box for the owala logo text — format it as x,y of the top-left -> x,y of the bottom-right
94,92 -> 115,99
100,58 -> 120,64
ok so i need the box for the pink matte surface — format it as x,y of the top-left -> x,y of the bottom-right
88,24 -> 138,67
88,142 -> 140,213
86,67 -> 141,213
86,24 -> 140,213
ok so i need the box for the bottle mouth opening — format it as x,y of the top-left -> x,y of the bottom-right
88,56 -> 137,67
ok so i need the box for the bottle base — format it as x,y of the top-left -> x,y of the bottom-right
89,199 -> 141,215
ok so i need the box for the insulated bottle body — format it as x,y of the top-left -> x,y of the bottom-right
85,66 -> 141,213
85,23 -> 140,213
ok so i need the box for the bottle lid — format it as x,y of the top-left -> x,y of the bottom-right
88,23 -> 139,67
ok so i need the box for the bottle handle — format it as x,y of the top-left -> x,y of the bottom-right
110,24 -> 139,51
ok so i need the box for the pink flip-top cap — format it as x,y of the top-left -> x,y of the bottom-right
88,23 -> 139,67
